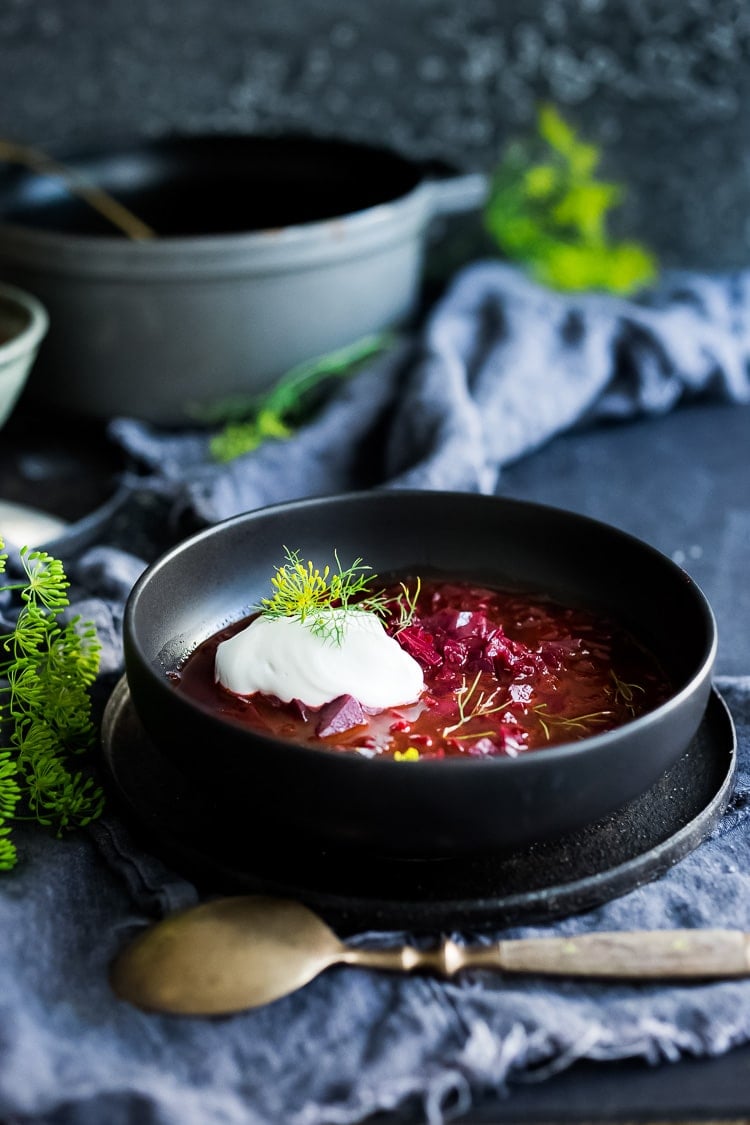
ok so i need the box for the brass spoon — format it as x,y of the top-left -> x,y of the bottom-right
110,895 -> 750,1016
0,138 -> 156,241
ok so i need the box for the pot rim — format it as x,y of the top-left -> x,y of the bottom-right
0,128 -> 488,279
0,178 -> 439,280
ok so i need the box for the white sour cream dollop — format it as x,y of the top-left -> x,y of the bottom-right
214,609 -> 424,710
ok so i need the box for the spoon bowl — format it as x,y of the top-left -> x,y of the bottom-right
111,896 -> 342,1014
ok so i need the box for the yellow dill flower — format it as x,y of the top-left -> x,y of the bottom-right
393,746 -> 420,762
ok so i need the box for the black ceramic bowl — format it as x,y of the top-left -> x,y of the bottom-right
123,491 -> 717,859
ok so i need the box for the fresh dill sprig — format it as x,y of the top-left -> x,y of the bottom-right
532,702 -> 612,742
209,332 -> 392,463
258,549 -> 423,646
442,672 -> 507,738
484,103 -> 657,295
391,577 -> 422,635
0,539 -> 103,870
608,669 -> 645,717
258,547 -> 391,645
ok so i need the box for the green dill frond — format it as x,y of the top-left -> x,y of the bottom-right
484,103 -> 657,295
532,702 -> 612,741
14,720 -> 102,829
442,672 -> 507,737
390,578 -> 422,634
12,719 -> 58,767
608,669 -> 646,716
5,659 -> 46,713
0,751 -> 21,819
50,773 -> 105,833
209,332 -> 392,463
209,410 -> 292,462
0,827 -> 17,871
7,605 -> 51,655
260,548 -> 331,623
50,617 -> 102,687
20,742 -> 70,815
0,541 -> 104,868
258,547 -> 392,645
329,551 -> 389,617
18,547 -> 70,610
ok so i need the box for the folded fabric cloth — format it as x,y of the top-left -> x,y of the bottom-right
107,262 -> 750,529
0,679 -> 746,1125
2,259 -> 750,1124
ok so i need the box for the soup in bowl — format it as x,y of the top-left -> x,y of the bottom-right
123,491 -> 716,858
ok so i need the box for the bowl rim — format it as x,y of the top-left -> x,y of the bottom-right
124,490 -> 718,774
0,280 -> 48,365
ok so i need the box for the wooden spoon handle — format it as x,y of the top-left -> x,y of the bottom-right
0,139 -> 156,241
347,930 -> 750,980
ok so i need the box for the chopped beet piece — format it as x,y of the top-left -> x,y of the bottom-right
442,638 -> 469,667
429,668 -> 465,698
463,736 -> 500,757
315,694 -> 366,738
396,624 -> 442,667
389,718 -> 411,733
508,682 -> 533,704
289,698 -> 310,721
453,611 -> 493,639
539,637 -> 584,671
485,631 -> 534,671
408,733 -> 434,748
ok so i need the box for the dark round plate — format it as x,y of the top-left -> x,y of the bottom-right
100,679 -> 735,933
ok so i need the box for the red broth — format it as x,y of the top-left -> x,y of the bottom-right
173,579 -> 672,761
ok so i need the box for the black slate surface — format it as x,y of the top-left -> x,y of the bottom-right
499,400 -> 750,677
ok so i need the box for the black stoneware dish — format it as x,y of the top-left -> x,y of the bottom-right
122,491 -> 717,859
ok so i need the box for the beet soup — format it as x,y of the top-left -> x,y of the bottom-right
174,577 -> 672,762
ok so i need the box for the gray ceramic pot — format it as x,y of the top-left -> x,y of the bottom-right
0,135 -> 487,424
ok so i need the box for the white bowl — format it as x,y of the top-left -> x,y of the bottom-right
0,281 -> 48,427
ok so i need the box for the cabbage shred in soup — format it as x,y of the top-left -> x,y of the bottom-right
174,576 -> 672,761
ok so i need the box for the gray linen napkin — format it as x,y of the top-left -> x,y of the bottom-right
107,261 -> 750,530
2,259 -> 750,1124
0,679 -> 745,1125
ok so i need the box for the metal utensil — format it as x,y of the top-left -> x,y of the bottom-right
0,139 -> 155,240
110,895 -> 750,1016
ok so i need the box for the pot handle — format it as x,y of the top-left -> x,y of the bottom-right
424,170 -> 490,219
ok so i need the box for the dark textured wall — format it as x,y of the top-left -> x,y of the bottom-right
1,0 -> 749,270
